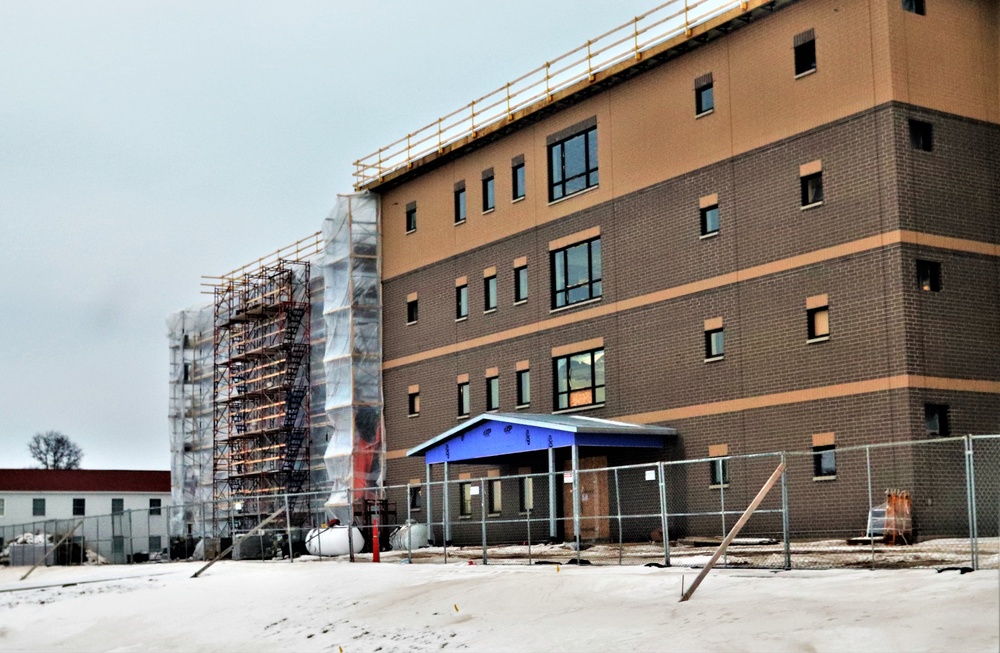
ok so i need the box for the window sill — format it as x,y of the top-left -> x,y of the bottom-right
455,316 -> 468,323
484,308 -> 497,315
547,184 -> 599,207
800,201 -> 824,211
408,413 -> 420,419
406,320 -> 417,326
549,296 -> 602,314
457,414 -> 470,421
553,403 -> 605,416
455,219 -> 467,226
794,68 -> 817,80
514,299 -> 527,306
813,475 -> 837,482
704,356 -> 725,363
695,108 -> 715,119
488,513 -> 502,518
700,231 -> 719,240
406,229 -> 416,235
709,484 -> 730,490
482,208 -> 495,215
486,408 -> 499,414
807,336 -> 830,344
516,403 -> 531,410
459,515 -> 472,520
512,196 -> 526,204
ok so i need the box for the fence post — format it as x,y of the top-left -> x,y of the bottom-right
548,447 -> 557,542
348,488 -> 356,563
658,462 -> 670,567
406,483 -> 413,564
964,435 -> 979,570
866,446 -> 875,570
719,465 -> 727,566
780,453 -> 791,570
481,479 -> 488,565
284,494 -> 294,564
526,504 -> 532,566
425,464 -> 433,546
443,462 -> 452,546
572,444 -> 581,564
128,510 -> 134,564
614,468 -> 623,566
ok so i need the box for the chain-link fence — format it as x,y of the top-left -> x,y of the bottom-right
5,436 -> 1000,570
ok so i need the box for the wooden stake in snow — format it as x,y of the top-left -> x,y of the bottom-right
679,462 -> 786,603
20,519 -> 84,581
191,508 -> 286,578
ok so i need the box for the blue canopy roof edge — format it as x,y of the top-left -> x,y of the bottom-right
406,413 -> 676,465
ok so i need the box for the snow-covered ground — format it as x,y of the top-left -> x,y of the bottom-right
0,558 -> 997,652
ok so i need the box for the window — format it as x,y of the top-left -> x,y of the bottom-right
454,183 -> 467,224
695,73 -> 714,116
456,284 -> 468,320
0,498 -> 4,517
486,376 -> 500,411
903,0 -> 925,15
554,348 -> 605,411
406,298 -> 418,324
548,122 -> 598,201
808,305 -> 830,341
794,30 -> 817,77
457,381 -> 470,417
917,260 -> 941,292
925,403 -> 950,436
33,498 -> 45,517
149,536 -> 163,553
519,476 -> 534,513
801,172 -> 824,207
909,119 -> 933,151
551,237 -> 602,309
512,156 -> 526,200
705,326 -> 724,361
112,498 -> 124,514
149,498 -> 162,516
516,369 -> 531,407
73,498 -> 86,516
484,275 -> 498,311
710,458 -> 729,487
459,482 -> 473,517
813,445 -> 837,478
701,204 -> 720,236
488,479 -> 502,515
409,486 -> 422,512
408,389 -> 420,416
514,265 -> 528,303
482,169 -> 495,212
405,202 -> 417,233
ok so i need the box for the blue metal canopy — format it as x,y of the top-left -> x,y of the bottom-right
407,413 -> 675,464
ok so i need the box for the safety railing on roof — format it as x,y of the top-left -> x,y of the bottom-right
201,231 -> 322,291
352,0 -> 745,188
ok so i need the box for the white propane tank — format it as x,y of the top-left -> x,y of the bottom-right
305,526 -> 365,556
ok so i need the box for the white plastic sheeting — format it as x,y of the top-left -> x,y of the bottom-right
321,192 -> 384,522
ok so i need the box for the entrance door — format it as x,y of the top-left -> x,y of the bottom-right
563,455 -> 610,541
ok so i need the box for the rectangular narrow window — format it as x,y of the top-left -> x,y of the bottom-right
409,486 -> 422,512
925,403 -> 950,436
801,172 -> 824,207
695,73 -> 714,116
516,369 -> 531,407
149,498 -> 162,516
484,275 -> 498,311
456,284 -> 468,320
551,237 -> 602,309
553,348 -> 605,411
73,498 -> 86,516
512,156 -> 526,200
405,201 -> 417,233
482,169 -> 495,212
457,381 -> 471,417
514,265 -> 528,303
813,445 -> 837,478
808,305 -> 830,341
548,121 -> 598,202
112,498 -> 124,514
917,260 -> 941,292
700,204 -> 719,236
149,536 -> 163,553
710,458 -> 729,486
903,0 -> 925,15
33,498 -> 45,517
408,389 -> 420,416
794,30 -> 817,77
488,479 -> 502,514
909,119 -> 933,151
0,498 -> 5,517
486,376 -> 500,411
705,326 -> 724,361
459,482 -> 473,516
454,183 -> 467,224
406,298 -> 418,324
519,476 -> 534,512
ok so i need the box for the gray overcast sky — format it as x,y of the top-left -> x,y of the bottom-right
0,0 -> 656,470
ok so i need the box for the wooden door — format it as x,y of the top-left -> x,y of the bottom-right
563,455 -> 610,541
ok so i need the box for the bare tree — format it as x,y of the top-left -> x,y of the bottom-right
28,431 -> 83,469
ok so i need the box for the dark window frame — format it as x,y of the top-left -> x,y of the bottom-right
454,186 -> 467,224
550,237 -> 602,309
917,260 -> 941,292
548,125 -> 599,202
519,476 -> 534,513
925,403 -> 950,436
72,497 -> 86,516
406,298 -> 418,324
112,498 -> 124,514
813,445 -> 837,478
409,486 -> 423,512
553,348 -> 605,411
486,376 -> 500,411
458,381 -> 471,417
408,390 -> 420,417
514,265 -> 528,303
149,498 -> 162,516
512,161 -> 526,200
516,369 -> 531,407
801,172 -> 824,207
456,284 -> 468,320
909,119 -> 934,152
705,327 -> 725,360
482,174 -> 495,212
459,482 -> 473,517
484,275 -> 498,312
710,458 -> 730,487
902,0 -> 926,15
794,33 -> 817,77
695,82 -> 714,116
700,204 -> 720,236
488,479 -> 502,515
32,498 -> 45,517
405,203 -> 417,233
807,306 -> 830,341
